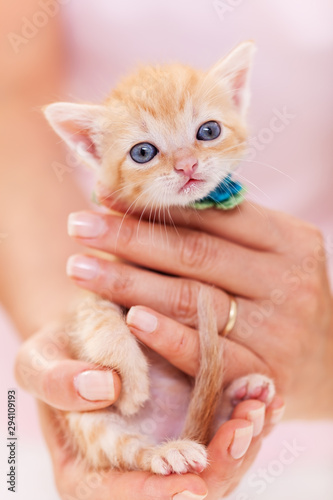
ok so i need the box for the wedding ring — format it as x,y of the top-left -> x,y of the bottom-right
221,295 -> 238,337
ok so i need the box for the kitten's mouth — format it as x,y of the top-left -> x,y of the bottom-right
179,178 -> 205,194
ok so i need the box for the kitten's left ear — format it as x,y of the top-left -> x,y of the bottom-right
208,41 -> 256,117
43,102 -> 108,169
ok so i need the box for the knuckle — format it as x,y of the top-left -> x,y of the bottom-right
297,281 -> 321,313
116,217 -> 137,248
170,280 -> 198,324
41,365 -> 58,403
305,224 -> 324,242
167,328 -> 188,358
179,231 -> 216,271
298,223 -> 324,253
104,265 -> 135,299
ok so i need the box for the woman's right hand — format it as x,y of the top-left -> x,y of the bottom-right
15,323 -> 284,500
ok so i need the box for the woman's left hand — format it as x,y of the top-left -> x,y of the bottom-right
66,201 -> 333,418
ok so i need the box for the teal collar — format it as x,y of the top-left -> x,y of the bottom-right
191,174 -> 245,210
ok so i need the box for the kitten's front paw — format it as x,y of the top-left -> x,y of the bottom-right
115,359 -> 150,416
225,374 -> 275,408
149,440 -> 208,475
116,384 -> 149,416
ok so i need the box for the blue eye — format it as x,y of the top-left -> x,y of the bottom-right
130,143 -> 158,164
196,121 -> 221,141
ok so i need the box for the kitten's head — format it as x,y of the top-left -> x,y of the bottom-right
44,41 -> 255,210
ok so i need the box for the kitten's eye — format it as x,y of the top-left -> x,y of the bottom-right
130,143 -> 158,164
196,121 -> 221,141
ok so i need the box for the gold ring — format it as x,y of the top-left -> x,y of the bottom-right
221,295 -> 237,337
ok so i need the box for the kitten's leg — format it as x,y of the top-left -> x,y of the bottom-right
71,293 -> 149,415
66,411 -> 207,474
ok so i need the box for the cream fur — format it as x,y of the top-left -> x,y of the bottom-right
44,41 -> 275,474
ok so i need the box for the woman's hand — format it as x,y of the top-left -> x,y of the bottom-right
66,201 -> 333,419
15,321 -> 284,499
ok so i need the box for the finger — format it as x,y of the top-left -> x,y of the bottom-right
263,395 -> 286,435
68,212 -> 284,298
203,419 -> 255,498
231,399 -> 267,437
66,256 -> 231,330
98,188 -> 288,252
126,306 -> 269,384
38,403 -> 208,500
231,396 -> 285,437
66,256 -> 281,365
15,327 -> 121,411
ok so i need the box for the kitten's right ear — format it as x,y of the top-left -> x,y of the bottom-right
43,102 -> 107,169
208,41 -> 256,118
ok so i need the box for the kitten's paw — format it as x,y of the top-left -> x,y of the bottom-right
225,374 -> 275,407
116,384 -> 149,416
149,440 -> 208,475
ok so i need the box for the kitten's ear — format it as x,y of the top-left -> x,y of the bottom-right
43,102 -> 107,169
208,41 -> 256,117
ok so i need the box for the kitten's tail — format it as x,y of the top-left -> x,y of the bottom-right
181,286 -> 224,446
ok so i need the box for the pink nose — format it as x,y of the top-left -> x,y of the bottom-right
174,154 -> 198,177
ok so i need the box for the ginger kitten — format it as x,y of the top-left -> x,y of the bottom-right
44,42 -> 275,474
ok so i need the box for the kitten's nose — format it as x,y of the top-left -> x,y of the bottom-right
174,152 -> 198,177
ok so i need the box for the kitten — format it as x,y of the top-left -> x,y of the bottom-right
44,41 -> 275,474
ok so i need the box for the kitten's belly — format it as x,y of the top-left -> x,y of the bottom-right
111,349 -> 192,444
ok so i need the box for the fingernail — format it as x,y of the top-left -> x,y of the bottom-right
127,307 -> 158,333
270,405 -> 286,425
68,212 -> 107,238
247,405 -> 265,437
173,492 -> 207,500
74,370 -> 115,401
229,424 -> 253,460
66,255 -> 99,280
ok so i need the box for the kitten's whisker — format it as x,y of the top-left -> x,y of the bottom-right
136,187 -> 157,244
99,180 -> 145,205
222,158 -> 296,182
233,171 -> 271,200
166,203 -> 180,238
114,189 -> 148,251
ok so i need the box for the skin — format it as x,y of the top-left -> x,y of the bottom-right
36,395 -> 284,500
16,324 -> 285,499
3,2 -> 332,497
64,200 -> 333,420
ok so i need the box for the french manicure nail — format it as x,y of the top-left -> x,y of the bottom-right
68,212 -> 107,238
74,370 -> 115,402
127,307 -> 158,333
66,255 -> 99,280
247,405 -> 265,437
270,405 -> 286,425
173,491 -> 207,500
229,424 -> 253,460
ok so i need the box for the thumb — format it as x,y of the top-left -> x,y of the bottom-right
15,323 -> 121,411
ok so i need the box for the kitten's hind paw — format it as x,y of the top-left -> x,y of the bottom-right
149,440 -> 208,475
225,374 -> 275,408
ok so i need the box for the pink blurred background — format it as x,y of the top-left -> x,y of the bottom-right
1,1 -> 333,498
